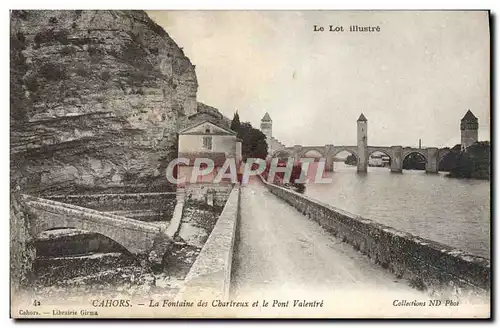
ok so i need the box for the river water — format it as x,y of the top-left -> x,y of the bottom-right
304,163 -> 490,258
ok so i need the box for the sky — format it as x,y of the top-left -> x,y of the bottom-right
148,10 -> 490,148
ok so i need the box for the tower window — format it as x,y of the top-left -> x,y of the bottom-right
203,136 -> 212,150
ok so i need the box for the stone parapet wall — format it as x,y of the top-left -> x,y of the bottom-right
176,184 -> 240,301
260,178 -> 490,294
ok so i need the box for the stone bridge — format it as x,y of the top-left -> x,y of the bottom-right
21,194 -> 172,260
271,145 -> 450,173
262,113 -> 456,173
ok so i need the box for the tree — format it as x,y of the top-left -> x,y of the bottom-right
438,144 -> 461,172
236,122 -> 268,160
441,141 -> 490,180
448,141 -> 490,179
469,141 -> 490,179
230,111 -> 241,132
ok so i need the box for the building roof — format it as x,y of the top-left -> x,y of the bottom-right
461,110 -> 478,121
178,119 -> 237,135
357,113 -> 367,122
262,112 -> 272,122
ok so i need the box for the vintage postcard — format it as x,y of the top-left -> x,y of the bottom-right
10,10 -> 490,319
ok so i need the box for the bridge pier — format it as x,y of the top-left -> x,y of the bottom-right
425,147 -> 439,173
390,146 -> 403,173
324,144 -> 335,172
293,145 -> 302,165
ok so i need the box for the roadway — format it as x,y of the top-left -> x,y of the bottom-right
230,180 -> 430,317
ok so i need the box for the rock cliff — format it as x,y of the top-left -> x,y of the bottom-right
196,102 -> 232,128
10,10 -> 198,194
10,192 -> 37,292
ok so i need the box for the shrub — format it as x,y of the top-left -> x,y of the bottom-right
38,62 -> 66,81
74,63 -> 89,77
88,46 -> 105,64
10,32 -> 26,50
24,77 -> 38,93
12,10 -> 28,20
100,70 -> 111,81
34,29 -> 69,46
61,46 -> 76,56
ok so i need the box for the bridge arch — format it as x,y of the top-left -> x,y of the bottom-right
30,216 -> 155,256
402,150 -> 428,171
332,147 -> 359,161
300,148 -> 325,159
402,148 -> 428,162
24,195 -> 162,256
271,148 -> 293,159
332,147 -> 360,164
368,148 -> 393,162
36,227 -> 132,255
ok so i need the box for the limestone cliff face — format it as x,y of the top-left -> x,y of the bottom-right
10,192 -> 36,291
196,102 -> 232,128
10,10 -> 198,194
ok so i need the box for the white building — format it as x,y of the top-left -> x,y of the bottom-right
177,110 -> 241,203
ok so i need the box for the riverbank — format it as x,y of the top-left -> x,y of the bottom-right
446,171 -> 490,181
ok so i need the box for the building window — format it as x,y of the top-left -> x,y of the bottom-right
205,127 -> 210,134
203,136 -> 212,150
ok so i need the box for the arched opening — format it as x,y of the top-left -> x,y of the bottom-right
403,152 -> 427,171
272,150 -> 292,161
333,150 -> 358,171
33,228 -> 136,291
35,228 -> 131,257
302,149 -> 324,162
368,150 -> 392,170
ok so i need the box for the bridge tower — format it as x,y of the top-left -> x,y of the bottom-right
460,110 -> 478,151
357,113 -> 368,172
261,112 -> 273,155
